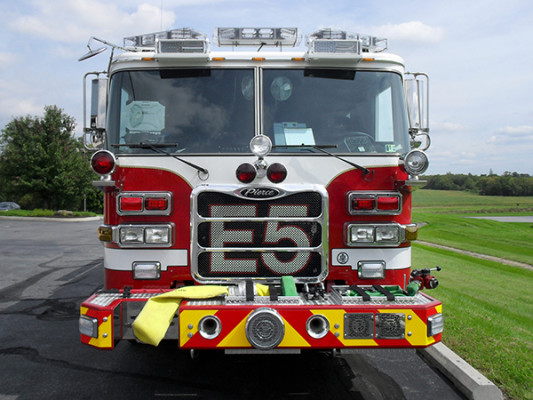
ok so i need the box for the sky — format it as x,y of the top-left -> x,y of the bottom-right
0,0 -> 532,175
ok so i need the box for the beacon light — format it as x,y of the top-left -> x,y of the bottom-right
266,163 -> 287,183
236,163 -> 257,183
90,150 -> 116,175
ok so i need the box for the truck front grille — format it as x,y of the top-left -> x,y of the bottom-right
192,186 -> 327,283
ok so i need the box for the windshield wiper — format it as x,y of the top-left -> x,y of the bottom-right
272,144 -> 371,176
111,143 -> 208,175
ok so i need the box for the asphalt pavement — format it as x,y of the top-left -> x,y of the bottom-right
0,218 -> 469,400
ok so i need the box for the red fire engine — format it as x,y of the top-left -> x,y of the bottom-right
78,27 -> 442,352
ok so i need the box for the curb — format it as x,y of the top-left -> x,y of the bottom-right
0,216 -> 102,222
417,343 -> 503,400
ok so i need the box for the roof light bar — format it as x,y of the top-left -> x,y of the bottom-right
307,29 -> 387,56
124,28 -> 206,47
214,27 -> 300,47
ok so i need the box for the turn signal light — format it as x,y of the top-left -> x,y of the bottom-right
91,150 -> 116,175
351,197 -> 375,211
145,197 -> 168,211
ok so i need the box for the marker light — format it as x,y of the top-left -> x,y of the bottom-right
91,150 -> 116,175
236,163 -> 256,183
428,313 -> 444,337
267,163 -> 287,183
79,316 -> 98,338
403,150 -> 429,176
97,225 -> 113,242
250,135 -> 272,158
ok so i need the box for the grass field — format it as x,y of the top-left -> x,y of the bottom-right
412,190 -> 533,400
0,209 -> 98,218
413,190 -> 533,265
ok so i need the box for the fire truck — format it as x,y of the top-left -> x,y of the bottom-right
78,27 -> 442,353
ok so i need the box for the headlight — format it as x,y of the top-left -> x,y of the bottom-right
120,226 -> 144,244
375,225 -> 400,244
145,227 -> 170,244
349,225 -> 374,244
403,150 -> 429,176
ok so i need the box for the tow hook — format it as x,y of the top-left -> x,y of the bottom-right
408,266 -> 442,294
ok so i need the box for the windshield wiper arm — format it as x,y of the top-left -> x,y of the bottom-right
111,143 -> 208,175
273,144 -> 370,175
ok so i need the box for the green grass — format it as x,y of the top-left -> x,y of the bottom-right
413,190 -> 533,265
413,244 -> 533,400
413,189 -> 533,214
412,190 -> 533,399
0,209 -> 98,218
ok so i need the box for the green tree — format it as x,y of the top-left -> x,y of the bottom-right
0,105 -> 102,211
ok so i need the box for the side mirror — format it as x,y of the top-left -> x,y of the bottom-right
405,72 -> 430,150
83,73 -> 107,150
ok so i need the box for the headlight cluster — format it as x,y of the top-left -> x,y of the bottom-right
119,225 -> 172,247
98,224 -> 173,247
345,223 -> 403,247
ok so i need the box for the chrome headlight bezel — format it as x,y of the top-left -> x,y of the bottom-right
116,224 -> 174,248
345,223 -> 404,247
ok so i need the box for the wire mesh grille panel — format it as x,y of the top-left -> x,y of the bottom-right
194,189 -> 326,280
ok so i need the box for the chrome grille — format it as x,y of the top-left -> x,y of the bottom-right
192,185 -> 327,283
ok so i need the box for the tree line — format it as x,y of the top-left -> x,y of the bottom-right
0,106 -> 102,212
422,172 -> 533,196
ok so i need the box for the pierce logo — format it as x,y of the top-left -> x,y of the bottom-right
240,188 -> 280,199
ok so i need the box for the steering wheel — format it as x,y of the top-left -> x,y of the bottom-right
344,132 -> 376,153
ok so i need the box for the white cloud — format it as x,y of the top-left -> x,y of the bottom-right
487,125 -> 533,144
431,121 -> 470,132
0,52 -> 19,71
8,1 -> 176,43
374,21 -> 444,44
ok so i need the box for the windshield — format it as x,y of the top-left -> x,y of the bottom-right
107,68 -> 409,154
264,69 -> 409,154
107,69 -> 255,153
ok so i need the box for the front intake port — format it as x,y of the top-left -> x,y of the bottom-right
245,308 -> 285,350
306,315 -> 330,339
198,315 -> 222,340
